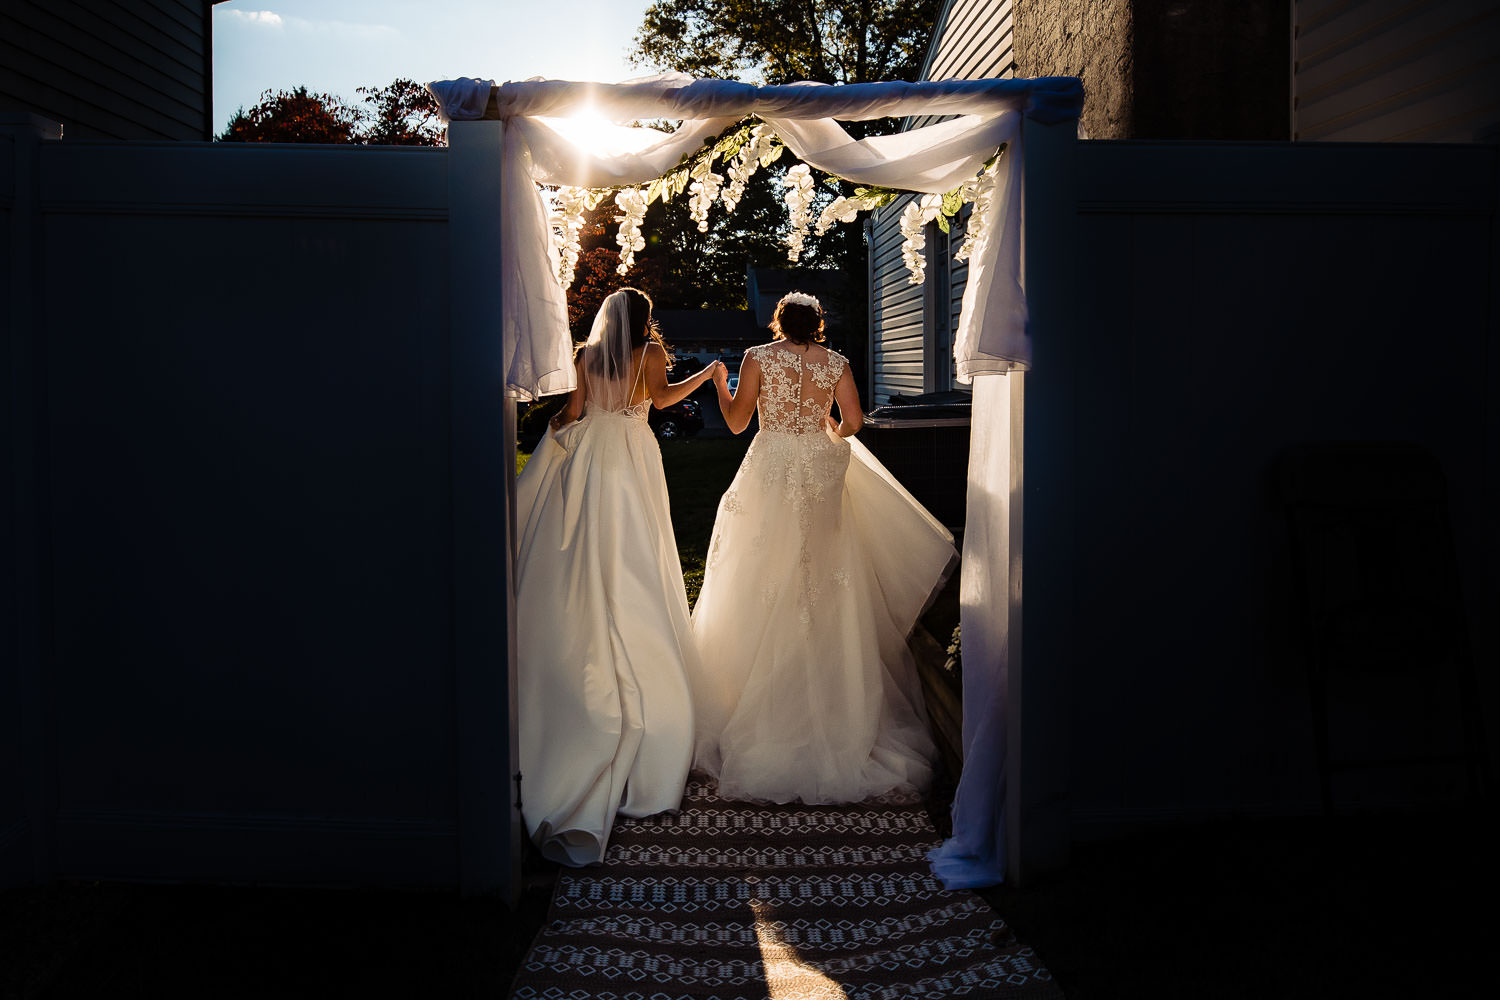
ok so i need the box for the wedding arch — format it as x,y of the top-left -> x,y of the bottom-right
427,73 -> 1084,889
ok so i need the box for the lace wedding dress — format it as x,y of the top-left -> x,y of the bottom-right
690,342 -> 956,804
514,293 -> 696,865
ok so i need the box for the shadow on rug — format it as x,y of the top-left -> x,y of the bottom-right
510,776 -> 1061,999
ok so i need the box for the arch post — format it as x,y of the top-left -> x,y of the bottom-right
446,119 -> 523,899
1008,111 -> 1080,884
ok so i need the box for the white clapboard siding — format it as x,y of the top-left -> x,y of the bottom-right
1294,0 -> 1500,141
870,0 -> 1016,402
872,191 -> 927,401
0,0 -> 210,140
908,0 -> 1015,131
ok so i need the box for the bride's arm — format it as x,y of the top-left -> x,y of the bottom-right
550,356 -> 587,428
827,366 -> 864,437
716,355 -> 760,435
644,343 -> 719,409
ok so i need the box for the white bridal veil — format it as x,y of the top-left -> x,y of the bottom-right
579,290 -> 646,414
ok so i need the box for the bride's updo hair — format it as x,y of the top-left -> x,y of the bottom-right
771,291 -> 826,344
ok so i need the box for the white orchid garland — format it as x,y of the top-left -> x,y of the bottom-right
687,157 -> 724,233
722,123 -> 781,213
899,194 -> 944,285
612,187 -> 648,276
550,185 -> 599,290
542,116 -> 1004,289
814,192 -> 885,237
781,164 -> 816,263
952,166 -> 997,263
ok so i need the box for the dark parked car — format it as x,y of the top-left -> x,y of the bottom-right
518,396 -> 703,450
649,397 -> 703,441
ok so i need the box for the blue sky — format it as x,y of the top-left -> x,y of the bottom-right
213,0 -> 654,134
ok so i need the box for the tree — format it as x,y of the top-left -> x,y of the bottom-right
218,86 -> 362,144
355,79 -> 446,146
218,79 -> 444,146
563,162 -> 809,343
639,165 -> 790,308
632,0 -> 942,87
631,2 -> 942,388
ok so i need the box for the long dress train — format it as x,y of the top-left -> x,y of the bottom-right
514,301 -> 696,865
690,343 -> 956,805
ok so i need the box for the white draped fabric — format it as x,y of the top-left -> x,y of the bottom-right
427,74 -> 1083,399
431,73 -> 1082,889
928,373 -> 1015,888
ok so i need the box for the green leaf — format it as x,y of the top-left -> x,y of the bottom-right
935,213 -> 950,234
759,143 -> 785,168
941,188 -> 964,216
713,123 -> 750,155
645,177 -> 664,205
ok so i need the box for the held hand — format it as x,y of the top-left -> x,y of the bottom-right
711,361 -> 729,389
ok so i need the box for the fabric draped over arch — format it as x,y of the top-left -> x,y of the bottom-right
427,74 -> 1083,399
429,73 -> 1084,891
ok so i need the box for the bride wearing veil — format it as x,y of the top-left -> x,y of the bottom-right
515,288 -> 721,865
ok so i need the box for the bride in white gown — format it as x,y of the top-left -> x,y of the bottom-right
691,291 -> 957,805
515,288 -> 721,865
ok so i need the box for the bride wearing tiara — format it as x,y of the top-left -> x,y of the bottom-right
689,291 -> 958,805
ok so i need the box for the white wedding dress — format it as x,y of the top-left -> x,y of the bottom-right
514,294 -> 695,865
690,342 -> 957,805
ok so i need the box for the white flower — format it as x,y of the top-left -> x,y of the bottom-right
687,156 -> 724,233
953,167 -> 997,264
899,194 -> 943,284
813,193 -> 883,237
782,163 -> 816,263
549,185 -> 592,290
614,186 -> 648,275
721,123 -> 779,214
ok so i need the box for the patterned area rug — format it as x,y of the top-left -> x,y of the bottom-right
510,777 -> 1062,1000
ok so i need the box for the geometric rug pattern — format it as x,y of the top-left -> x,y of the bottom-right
510,776 -> 1063,999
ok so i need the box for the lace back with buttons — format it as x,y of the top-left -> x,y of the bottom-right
752,343 -> 847,435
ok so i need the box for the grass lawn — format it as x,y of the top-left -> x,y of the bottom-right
516,435 -> 751,606
658,437 -> 752,605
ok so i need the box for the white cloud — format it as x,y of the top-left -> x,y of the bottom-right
226,10 -> 285,27
222,8 -> 399,42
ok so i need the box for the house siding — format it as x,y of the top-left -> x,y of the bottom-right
1294,0 -> 1500,142
871,0 -> 1016,404
871,192 -> 927,401
0,1 -> 212,140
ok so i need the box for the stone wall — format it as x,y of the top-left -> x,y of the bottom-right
1014,0 -> 1135,139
